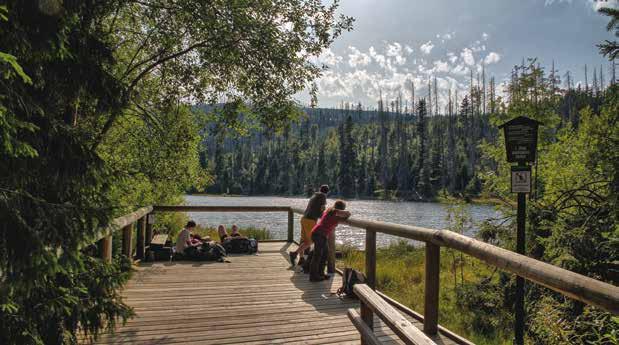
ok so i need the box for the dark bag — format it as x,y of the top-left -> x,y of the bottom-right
301,249 -> 313,273
223,237 -> 258,254
207,243 -> 227,261
183,243 -> 227,262
337,268 -> 366,298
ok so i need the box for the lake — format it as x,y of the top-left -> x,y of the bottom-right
184,195 -> 502,248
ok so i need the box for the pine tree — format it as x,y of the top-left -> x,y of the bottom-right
338,116 -> 356,197
416,99 -> 432,198
378,95 -> 389,189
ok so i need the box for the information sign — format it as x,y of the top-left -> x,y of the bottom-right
511,166 -> 531,194
499,116 -> 540,163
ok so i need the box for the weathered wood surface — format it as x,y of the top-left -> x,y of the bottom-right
354,284 -> 436,345
88,242 -> 460,345
150,234 -> 168,246
424,244 -> 440,335
289,207 -> 619,314
348,308 -> 383,345
153,205 -> 291,212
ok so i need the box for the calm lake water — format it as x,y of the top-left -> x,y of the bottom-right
184,195 -> 501,248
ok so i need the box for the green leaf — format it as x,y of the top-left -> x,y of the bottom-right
0,52 -> 32,84
0,5 -> 7,21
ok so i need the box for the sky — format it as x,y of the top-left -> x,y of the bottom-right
295,0 -> 618,109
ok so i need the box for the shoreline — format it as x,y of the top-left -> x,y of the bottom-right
186,193 -> 506,206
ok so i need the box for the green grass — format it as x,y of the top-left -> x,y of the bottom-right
336,241 -> 512,345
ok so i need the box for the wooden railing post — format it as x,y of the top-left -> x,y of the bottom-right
287,209 -> 294,242
122,224 -> 133,258
145,214 -> 153,246
365,228 -> 377,289
362,228 -> 377,332
136,216 -> 146,260
98,235 -> 112,263
424,243 -> 440,335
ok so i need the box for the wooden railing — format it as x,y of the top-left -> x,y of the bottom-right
90,206 -> 153,262
351,284 -> 436,345
90,205 -> 619,341
90,205 -> 295,261
290,206 -> 619,337
152,205 -> 295,242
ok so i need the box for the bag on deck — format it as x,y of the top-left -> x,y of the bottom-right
223,237 -> 258,254
183,243 -> 227,262
337,268 -> 366,298
301,249 -> 313,273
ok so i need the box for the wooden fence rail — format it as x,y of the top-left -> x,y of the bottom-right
290,207 -> 619,335
88,204 -> 619,341
354,284 -> 437,345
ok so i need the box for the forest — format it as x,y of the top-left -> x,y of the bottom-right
201,61 -> 615,202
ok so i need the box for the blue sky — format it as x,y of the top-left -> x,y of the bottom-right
297,0 -> 617,108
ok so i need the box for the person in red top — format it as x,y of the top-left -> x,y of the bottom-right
309,200 -> 350,282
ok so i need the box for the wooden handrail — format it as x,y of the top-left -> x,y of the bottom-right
88,206 -> 153,246
153,205 -> 291,212
347,308 -> 383,345
290,207 -> 619,315
154,205 -> 295,243
354,284 -> 436,345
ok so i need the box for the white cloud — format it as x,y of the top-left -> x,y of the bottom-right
447,52 -> 458,63
369,46 -> 386,67
386,42 -> 402,57
452,64 -> 469,76
420,41 -> 434,54
590,0 -> 619,10
483,52 -> 501,65
546,0 -> 618,10
460,48 -> 475,66
385,42 -> 407,66
318,48 -> 343,66
394,55 -> 407,66
348,46 -> 371,68
438,31 -> 456,43
433,60 -> 451,73
404,45 -> 414,54
482,32 -> 489,41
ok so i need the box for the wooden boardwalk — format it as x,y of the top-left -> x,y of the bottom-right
92,242 -> 461,345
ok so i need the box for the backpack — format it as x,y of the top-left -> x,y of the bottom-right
301,250 -> 313,273
223,237 -> 258,254
337,268 -> 366,298
183,243 -> 227,262
206,243 -> 227,261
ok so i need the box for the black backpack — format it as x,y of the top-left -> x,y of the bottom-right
223,237 -> 258,254
183,243 -> 227,262
337,268 -> 366,298
301,250 -> 313,273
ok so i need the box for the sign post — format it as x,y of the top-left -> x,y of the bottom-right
499,116 -> 540,345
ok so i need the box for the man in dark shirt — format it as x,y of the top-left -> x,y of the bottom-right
289,185 -> 329,266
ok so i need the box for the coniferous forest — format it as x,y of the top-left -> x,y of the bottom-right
200,61 -> 616,202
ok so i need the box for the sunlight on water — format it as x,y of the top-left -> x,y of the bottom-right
184,195 -> 502,248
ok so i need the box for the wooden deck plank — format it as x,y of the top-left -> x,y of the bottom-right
89,242 -> 462,345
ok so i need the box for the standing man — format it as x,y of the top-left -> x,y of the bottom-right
289,184 -> 329,266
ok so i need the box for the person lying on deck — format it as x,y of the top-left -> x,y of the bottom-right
175,220 -> 202,255
309,200 -> 350,282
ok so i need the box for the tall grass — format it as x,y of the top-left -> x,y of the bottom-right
337,241 -> 511,345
